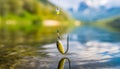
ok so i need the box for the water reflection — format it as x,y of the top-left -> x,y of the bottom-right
39,25 -> 120,69
58,57 -> 71,69
40,40 -> 120,69
1,25 -> 120,69
70,26 -> 120,43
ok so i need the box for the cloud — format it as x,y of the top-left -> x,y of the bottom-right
49,0 -> 81,10
49,0 -> 120,10
85,0 -> 108,8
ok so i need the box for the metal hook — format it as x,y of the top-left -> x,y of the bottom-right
56,30 -> 69,54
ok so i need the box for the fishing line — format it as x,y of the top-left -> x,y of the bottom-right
56,0 -> 69,55
56,0 -> 62,34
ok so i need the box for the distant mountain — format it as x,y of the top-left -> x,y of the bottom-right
92,16 -> 120,32
106,17 -> 120,31
68,1 -> 120,22
78,1 -> 89,11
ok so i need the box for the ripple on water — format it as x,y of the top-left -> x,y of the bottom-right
37,26 -> 120,69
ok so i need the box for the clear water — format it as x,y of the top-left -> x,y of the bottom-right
19,26 -> 120,69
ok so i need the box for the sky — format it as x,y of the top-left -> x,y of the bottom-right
49,0 -> 120,10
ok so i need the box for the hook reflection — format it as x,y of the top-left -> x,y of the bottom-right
57,57 -> 71,69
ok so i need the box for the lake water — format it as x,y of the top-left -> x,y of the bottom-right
17,25 -> 120,69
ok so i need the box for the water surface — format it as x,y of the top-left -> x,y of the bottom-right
16,26 -> 120,69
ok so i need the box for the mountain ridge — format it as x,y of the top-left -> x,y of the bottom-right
67,1 -> 120,22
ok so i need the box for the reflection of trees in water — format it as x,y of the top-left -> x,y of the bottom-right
0,39 -> 36,69
0,28 -> 56,45
11,57 -> 71,69
0,29 -> 55,69
0,20 -> 66,69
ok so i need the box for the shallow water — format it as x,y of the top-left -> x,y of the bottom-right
17,26 -> 120,69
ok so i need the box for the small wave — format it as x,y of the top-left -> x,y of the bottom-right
41,40 -> 120,60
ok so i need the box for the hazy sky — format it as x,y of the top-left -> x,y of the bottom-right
49,0 -> 120,10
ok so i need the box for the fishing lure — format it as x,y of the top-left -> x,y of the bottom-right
56,31 -> 69,54
56,0 -> 69,55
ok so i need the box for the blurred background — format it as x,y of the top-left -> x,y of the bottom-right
0,0 -> 120,69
